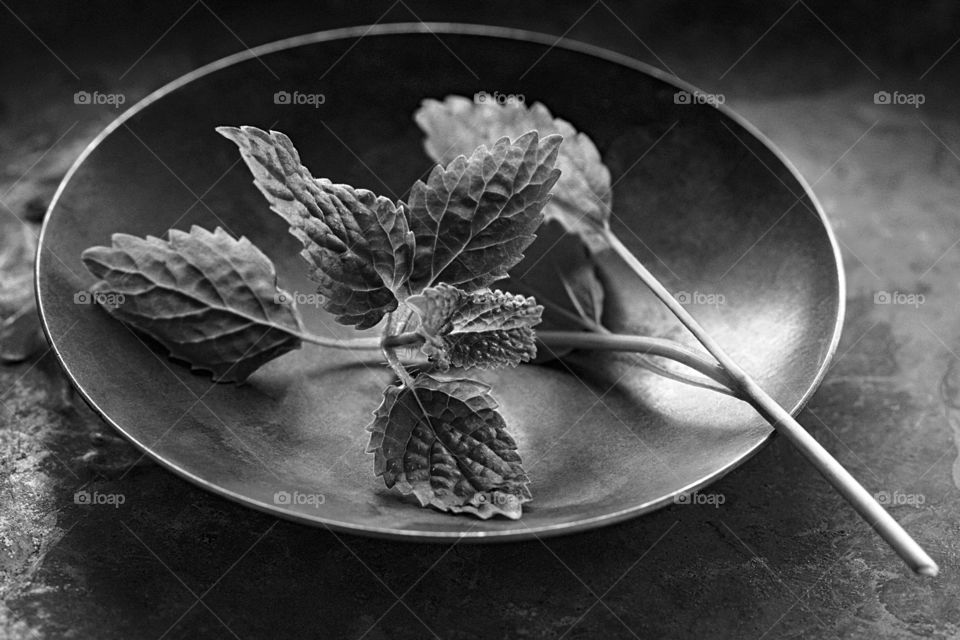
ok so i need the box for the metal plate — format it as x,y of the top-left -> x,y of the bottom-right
36,23 -> 844,541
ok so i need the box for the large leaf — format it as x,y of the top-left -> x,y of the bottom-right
366,373 -> 531,519
405,130 -> 561,292
415,96 -> 611,250
407,283 -> 542,370
217,126 -> 415,329
81,226 -> 304,383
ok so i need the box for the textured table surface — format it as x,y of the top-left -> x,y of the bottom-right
2,3 -> 960,638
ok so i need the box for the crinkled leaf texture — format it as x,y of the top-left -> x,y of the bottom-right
415,95 -> 611,250
219,126 -> 561,328
217,126 -> 415,329
366,373 -> 531,519
405,130 -> 561,292
407,283 -> 543,370
81,226 -> 304,383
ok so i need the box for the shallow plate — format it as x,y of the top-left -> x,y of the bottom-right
36,23 -> 844,541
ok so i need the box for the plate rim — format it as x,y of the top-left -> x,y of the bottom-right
35,22 -> 847,542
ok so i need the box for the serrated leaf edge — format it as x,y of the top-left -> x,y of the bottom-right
365,374 -> 532,520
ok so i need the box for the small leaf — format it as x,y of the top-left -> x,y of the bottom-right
407,283 -> 542,370
405,130 -> 561,292
81,226 -> 304,383
415,96 -> 611,250
366,373 -> 531,519
217,126 -> 415,328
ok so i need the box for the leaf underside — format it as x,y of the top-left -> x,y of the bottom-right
407,283 -> 542,370
81,225 -> 304,383
217,125 -> 415,329
366,373 -> 531,519
415,95 -> 612,250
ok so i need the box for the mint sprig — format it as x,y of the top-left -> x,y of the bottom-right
80,115 -> 736,521
82,127 -> 563,519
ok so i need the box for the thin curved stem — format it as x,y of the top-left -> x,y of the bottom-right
512,279 -> 732,394
601,226 -> 938,577
537,331 -> 735,390
297,332 -> 381,350
303,324 -> 734,391
380,328 -> 736,391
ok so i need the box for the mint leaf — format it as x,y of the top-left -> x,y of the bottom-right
217,126 -> 415,329
366,373 -> 531,519
407,283 -> 542,370
81,226 -> 304,382
405,130 -> 561,292
415,96 -> 611,249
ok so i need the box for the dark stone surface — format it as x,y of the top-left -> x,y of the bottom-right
2,2 -> 960,638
